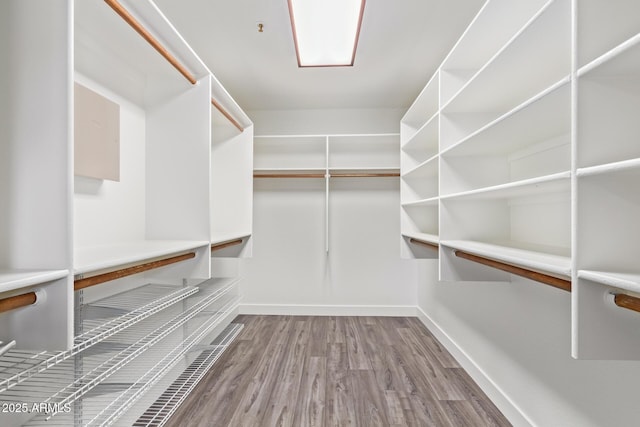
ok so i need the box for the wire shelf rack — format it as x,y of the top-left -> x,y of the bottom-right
132,322 -> 243,427
0,277 -> 241,427
0,284 -> 199,393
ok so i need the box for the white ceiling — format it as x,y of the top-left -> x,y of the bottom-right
153,0 -> 484,111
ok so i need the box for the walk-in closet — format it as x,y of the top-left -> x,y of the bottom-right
2,0 -> 640,425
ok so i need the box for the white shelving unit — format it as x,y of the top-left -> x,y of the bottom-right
572,1 -> 640,360
254,133 -> 400,253
0,0 -> 73,351
400,73 -> 440,259
1,0 -> 253,424
403,0 -> 640,360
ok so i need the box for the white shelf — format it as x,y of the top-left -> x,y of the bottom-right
443,0 -> 569,113
440,0 -> 550,106
329,134 -> 399,170
403,155 -> 439,178
441,239 -> 571,278
401,71 -> 439,141
403,232 -> 439,246
578,33 -> 640,78
441,78 -> 570,157
441,0 -> 570,148
74,241 -> 209,275
402,197 -> 439,208
578,270 -> 640,294
577,157 -> 640,178
329,167 -> 400,175
0,270 -> 69,295
440,171 -> 570,200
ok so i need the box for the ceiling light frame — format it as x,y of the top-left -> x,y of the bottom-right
287,0 -> 366,68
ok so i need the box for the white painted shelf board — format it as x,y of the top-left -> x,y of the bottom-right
210,233 -> 251,246
403,155 -> 439,178
441,77 -> 570,157
440,171 -> 571,201
402,112 -> 439,149
577,157 -> 640,178
442,0 -> 568,114
578,270 -> 640,294
74,240 -> 209,275
403,232 -> 439,246
402,197 -> 439,208
440,0 -> 549,72
441,239 -> 571,278
0,270 -> 69,294
578,32 -> 640,78
401,71 -> 439,129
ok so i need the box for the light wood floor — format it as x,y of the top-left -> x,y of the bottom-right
164,315 -> 511,427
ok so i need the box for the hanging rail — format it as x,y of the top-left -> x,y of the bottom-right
211,98 -> 244,133
613,293 -> 640,314
409,238 -> 439,250
454,249 -> 572,292
104,0 -> 197,84
74,252 -> 196,291
0,292 -> 37,314
211,238 -> 244,252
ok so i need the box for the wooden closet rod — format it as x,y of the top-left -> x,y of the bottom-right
211,98 -> 244,132
454,250 -> 572,292
104,0 -> 197,85
211,238 -> 244,252
74,252 -> 196,291
0,292 -> 37,314
409,238 -> 439,250
613,293 -> 640,314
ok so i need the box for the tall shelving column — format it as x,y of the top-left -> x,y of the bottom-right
0,0 -> 73,351
573,0 -> 640,359
400,72 -> 440,259
437,0 -> 572,283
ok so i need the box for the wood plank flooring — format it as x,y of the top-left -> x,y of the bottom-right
164,315 -> 511,427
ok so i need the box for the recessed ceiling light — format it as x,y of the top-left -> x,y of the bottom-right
287,0 -> 366,67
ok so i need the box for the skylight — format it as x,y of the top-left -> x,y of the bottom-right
287,0 -> 366,67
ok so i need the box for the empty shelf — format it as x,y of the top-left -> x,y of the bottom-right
578,270 -> 640,294
441,240 -> 571,279
0,269 -> 68,294
74,241 -> 209,276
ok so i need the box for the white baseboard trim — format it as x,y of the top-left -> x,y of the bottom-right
416,306 -> 534,427
239,303 -> 417,317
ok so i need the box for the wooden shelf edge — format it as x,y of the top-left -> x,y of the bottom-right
74,252 -> 196,291
453,249 -> 571,292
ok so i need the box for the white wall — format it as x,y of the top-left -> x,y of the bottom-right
417,261 -> 640,427
241,108 -> 417,315
73,74 -> 146,248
